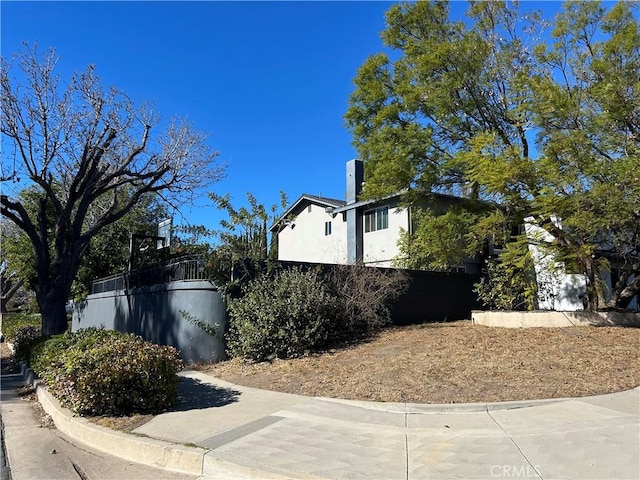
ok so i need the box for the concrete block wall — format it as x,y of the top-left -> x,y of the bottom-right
72,280 -> 227,363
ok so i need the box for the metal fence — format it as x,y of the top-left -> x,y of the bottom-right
90,255 -> 211,294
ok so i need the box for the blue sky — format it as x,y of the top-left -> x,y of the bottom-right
1,1 -> 570,239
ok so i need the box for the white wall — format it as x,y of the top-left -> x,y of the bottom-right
525,220 -> 586,311
277,201 -> 410,267
277,203 -> 347,264
363,205 -> 409,267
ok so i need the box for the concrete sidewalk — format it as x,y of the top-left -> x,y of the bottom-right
5,363 -> 640,480
134,371 -> 640,480
0,355 -> 198,480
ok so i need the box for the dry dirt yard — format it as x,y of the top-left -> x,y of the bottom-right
203,320 -> 640,404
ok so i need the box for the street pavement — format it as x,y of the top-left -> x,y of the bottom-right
2,358 -> 639,480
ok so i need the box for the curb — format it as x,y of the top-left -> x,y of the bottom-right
314,386 -> 640,414
19,363 -> 207,477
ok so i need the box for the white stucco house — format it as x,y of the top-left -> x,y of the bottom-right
270,159 -> 481,272
271,159 -> 638,312
273,194 -> 349,265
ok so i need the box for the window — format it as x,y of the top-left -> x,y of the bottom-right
307,205 -> 312,213
364,206 -> 389,232
325,221 -> 332,236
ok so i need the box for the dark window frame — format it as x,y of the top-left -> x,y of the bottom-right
364,206 -> 389,233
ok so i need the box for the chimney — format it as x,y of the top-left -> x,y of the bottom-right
345,159 -> 363,264
346,159 -> 363,205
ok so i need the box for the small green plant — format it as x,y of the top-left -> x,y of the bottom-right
180,310 -> 218,337
474,240 -> 537,311
226,267 -> 337,361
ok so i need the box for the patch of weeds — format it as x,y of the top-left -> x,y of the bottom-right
17,385 -> 36,396
182,442 -> 206,449
89,414 -> 154,432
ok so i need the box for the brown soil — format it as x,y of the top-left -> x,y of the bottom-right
202,321 -> 640,404
89,414 -> 154,432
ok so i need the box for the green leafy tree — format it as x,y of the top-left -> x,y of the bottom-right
210,191 -> 288,263
1,46 -> 224,335
346,1 -> 640,310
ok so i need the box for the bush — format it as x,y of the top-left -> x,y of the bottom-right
474,240 -> 537,311
29,334 -> 71,376
324,264 -> 410,337
11,325 -> 42,362
30,328 -> 121,379
226,267 -> 337,361
30,328 -> 183,416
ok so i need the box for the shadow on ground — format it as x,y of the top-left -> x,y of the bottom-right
0,345 -> 25,405
173,376 -> 241,411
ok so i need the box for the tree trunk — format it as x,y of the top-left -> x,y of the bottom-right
39,290 -> 69,336
615,275 -> 640,310
584,257 -> 607,310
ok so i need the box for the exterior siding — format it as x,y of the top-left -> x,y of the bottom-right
277,203 -> 347,264
525,220 -> 587,311
362,204 -> 409,267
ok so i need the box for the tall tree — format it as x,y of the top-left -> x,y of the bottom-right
1,46 -> 225,334
177,191 -> 288,287
1,187 -> 168,303
346,1 -> 640,310
209,191 -> 288,263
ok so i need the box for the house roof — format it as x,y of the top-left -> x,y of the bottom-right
270,194 -> 346,232
332,192 -> 403,214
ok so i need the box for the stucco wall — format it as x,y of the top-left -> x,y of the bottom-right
278,203 -> 347,264
72,280 -> 227,363
524,220 -> 586,311
362,204 -> 409,267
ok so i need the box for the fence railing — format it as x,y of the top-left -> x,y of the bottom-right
90,255 -> 211,294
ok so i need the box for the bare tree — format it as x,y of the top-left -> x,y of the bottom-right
1,46 -> 225,335
1,266 -> 24,314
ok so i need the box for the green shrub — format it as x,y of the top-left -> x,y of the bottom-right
226,267 -> 337,361
474,240 -> 537,311
11,325 -> 43,362
2,313 -> 41,343
30,328 -> 183,416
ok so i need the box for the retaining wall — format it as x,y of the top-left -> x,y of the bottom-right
472,310 -> 640,328
72,280 -> 227,363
